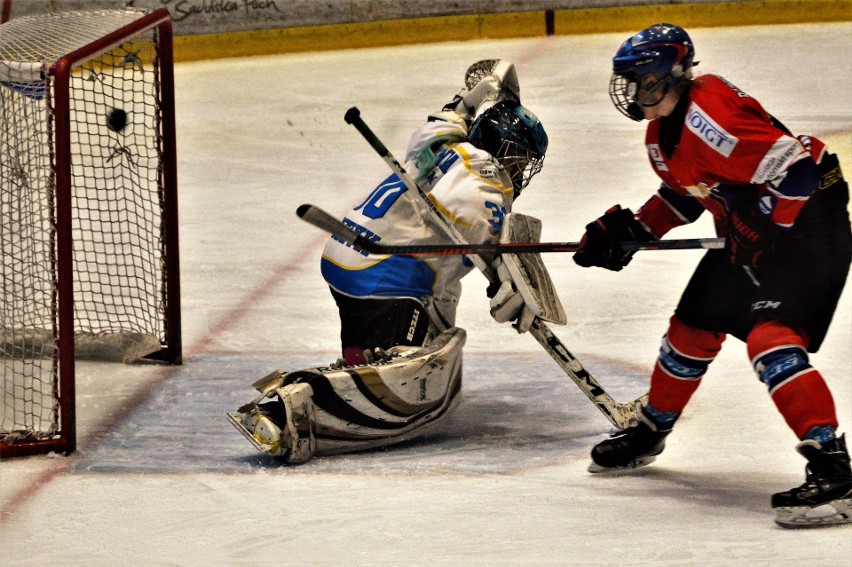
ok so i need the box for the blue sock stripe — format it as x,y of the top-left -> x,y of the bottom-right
804,425 -> 837,445
643,403 -> 679,428
658,338 -> 711,380
754,346 -> 810,389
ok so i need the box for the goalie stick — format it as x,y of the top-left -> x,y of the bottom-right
297,203 -> 724,256
319,106 -> 648,429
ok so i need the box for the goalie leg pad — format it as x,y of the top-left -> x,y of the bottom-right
228,327 -> 466,462
308,326 -> 465,456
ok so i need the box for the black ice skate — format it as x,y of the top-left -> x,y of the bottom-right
588,405 -> 673,472
772,435 -> 852,528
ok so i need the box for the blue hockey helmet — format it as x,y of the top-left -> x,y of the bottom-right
468,101 -> 548,196
609,23 -> 697,121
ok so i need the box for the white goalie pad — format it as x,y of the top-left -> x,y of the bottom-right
499,213 -> 567,325
227,327 -> 466,464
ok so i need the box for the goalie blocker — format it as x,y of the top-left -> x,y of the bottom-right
227,327 -> 465,463
489,213 -> 567,331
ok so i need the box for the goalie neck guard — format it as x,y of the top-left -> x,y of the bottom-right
467,101 -> 547,198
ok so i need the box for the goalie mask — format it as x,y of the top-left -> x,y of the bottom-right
609,23 -> 697,121
467,101 -> 547,197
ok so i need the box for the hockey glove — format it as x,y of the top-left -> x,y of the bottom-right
488,256 -> 537,333
573,205 -> 654,271
438,60 -> 521,124
726,203 -> 780,268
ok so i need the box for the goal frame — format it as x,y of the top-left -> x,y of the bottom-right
0,7 -> 181,458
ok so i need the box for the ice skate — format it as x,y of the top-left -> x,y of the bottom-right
588,405 -> 672,472
772,435 -> 852,528
226,382 -> 316,464
227,403 -> 286,456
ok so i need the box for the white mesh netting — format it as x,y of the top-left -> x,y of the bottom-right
1,9 -> 170,444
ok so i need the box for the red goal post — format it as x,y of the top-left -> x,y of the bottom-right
0,8 -> 181,458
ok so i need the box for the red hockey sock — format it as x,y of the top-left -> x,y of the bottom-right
769,371 -> 838,438
747,321 -> 838,439
648,316 -> 726,414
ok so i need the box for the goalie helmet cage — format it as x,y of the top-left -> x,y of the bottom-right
0,8 -> 181,458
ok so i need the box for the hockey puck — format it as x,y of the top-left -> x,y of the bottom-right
106,108 -> 127,133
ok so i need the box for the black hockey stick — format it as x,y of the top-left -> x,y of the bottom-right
297,203 -> 723,256
328,106 -> 650,429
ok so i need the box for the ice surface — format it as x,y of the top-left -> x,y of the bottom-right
1,22 -> 850,566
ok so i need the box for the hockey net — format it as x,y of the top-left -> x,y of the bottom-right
0,8 -> 181,457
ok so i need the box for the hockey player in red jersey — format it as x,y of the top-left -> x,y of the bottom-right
573,23 -> 852,528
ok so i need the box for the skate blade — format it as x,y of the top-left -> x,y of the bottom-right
226,411 -> 281,456
588,455 -> 656,473
774,498 -> 852,529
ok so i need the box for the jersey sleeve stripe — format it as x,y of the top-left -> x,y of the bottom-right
750,136 -> 809,185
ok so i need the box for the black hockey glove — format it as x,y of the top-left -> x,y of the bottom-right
573,205 -> 654,272
725,203 -> 780,268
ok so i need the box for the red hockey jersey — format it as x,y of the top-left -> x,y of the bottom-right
636,74 -> 826,238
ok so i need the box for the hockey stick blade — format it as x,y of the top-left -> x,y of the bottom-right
298,204 -> 723,256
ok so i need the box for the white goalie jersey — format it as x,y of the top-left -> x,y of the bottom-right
320,118 -> 515,321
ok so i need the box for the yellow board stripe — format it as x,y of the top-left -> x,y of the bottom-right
555,1 -> 851,34
173,1 -> 851,62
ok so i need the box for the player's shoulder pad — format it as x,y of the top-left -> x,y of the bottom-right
455,141 -> 509,189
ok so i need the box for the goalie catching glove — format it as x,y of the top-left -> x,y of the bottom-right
433,59 -> 522,126
488,213 -> 567,332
